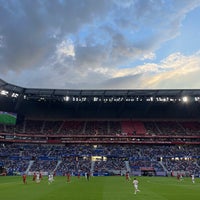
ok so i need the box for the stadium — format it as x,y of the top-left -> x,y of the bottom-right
1,0 -> 200,199
1,78 -> 200,199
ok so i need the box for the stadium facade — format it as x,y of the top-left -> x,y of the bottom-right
1,78 -> 200,120
1,79 -> 200,177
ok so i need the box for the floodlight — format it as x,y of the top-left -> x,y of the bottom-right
182,96 -> 188,102
0,90 -> 8,96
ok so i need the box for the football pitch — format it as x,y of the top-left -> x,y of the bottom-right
0,176 -> 199,200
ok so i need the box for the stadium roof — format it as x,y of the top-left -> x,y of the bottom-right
1,79 -> 200,119
1,78 -> 200,100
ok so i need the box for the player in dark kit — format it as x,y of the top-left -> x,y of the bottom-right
86,172 -> 90,181
77,172 -> 80,179
126,171 -> 131,181
67,172 -> 71,182
32,172 -> 36,181
22,174 -> 27,184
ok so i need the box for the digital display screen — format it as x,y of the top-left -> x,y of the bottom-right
0,111 -> 17,125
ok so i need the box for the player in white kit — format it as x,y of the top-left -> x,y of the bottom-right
133,178 -> 140,194
191,174 -> 195,183
36,172 -> 40,183
48,174 -> 54,184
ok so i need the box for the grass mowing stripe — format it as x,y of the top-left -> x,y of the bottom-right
0,176 -> 200,200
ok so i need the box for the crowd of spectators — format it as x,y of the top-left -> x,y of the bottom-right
1,119 -> 200,136
56,156 -> 91,176
93,157 -> 126,174
1,143 -> 200,176
163,158 -> 197,174
29,159 -> 57,173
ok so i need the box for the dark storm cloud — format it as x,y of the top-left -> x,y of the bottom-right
0,0 -> 108,72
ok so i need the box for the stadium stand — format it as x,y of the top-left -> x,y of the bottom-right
1,79 -> 200,177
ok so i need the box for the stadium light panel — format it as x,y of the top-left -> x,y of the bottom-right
11,93 -> 19,98
93,97 -> 98,102
0,90 -> 8,96
182,96 -> 188,102
194,97 -> 200,101
63,96 -> 70,101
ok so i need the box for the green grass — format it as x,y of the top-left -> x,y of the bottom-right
0,176 -> 199,200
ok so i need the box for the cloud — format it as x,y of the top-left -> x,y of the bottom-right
106,51 -> 200,89
4,50 -> 200,90
0,0 -> 109,72
0,0 -> 200,89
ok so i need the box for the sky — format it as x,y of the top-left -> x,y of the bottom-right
1,0 -> 200,90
